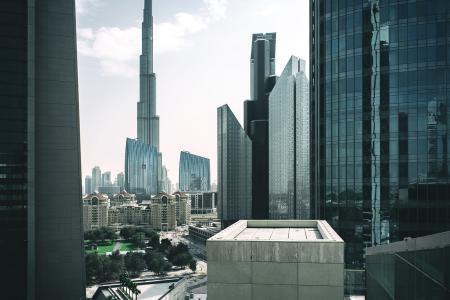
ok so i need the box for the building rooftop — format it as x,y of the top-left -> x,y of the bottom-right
209,220 -> 343,242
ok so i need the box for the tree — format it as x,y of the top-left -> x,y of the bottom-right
120,226 -> 137,241
159,238 -> 172,252
171,252 -> 193,268
124,252 -> 146,278
189,260 -> 197,272
132,232 -> 146,249
145,251 -> 172,275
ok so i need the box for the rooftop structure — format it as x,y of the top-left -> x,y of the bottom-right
207,220 -> 344,300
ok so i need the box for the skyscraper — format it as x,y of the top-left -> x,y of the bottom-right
137,0 -> 159,149
179,151 -> 211,192
269,56 -> 310,219
102,171 -> 112,186
311,0 -> 450,274
125,0 -> 163,197
92,166 -> 102,192
85,175 -> 93,195
116,172 -> 125,191
0,0 -> 85,298
217,105 -> 252,227
244,33 -> 277,219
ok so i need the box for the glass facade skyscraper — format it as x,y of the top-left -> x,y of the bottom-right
179,151 -> 211,192
311,0 -> 450,272
125,138 -> 159,198
269,56 -> 310,219
217,105 -> 252,227
0,0 -> 85,298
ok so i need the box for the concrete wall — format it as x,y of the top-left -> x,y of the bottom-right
207,239 -> 344,300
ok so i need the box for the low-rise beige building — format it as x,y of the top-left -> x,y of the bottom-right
151,193 -> 177,231
111,190 -> 136,206
108,204 -> 150,226
83,192 -> 110,231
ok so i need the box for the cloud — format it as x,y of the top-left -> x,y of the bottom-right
77,0 -> 228,77
257,3 -> 281,17
76,0 -> 103,14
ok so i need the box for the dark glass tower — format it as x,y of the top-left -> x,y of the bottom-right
311,0 -> 450,274
0,0 -> 85,299
244,33 -> 277,219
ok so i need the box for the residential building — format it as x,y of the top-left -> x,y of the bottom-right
111,190 -> 136,206
366,231 -> 450,300
189,192 -> 217,214
173,191 -> 191,225
85,175 -> 93,194
102,171 -> 112,186
310,0 -> 450,278
150,193 -> 177,231
0,0 -> 85,298
244,33 -> 277,219
217,105 -> 252,227
269,56 -> 310,219
108,204 -> 151,226
207,220 -> 344,300
83,193 -> 110,232
179,151 -> 211,192
92,166 -> 102,192
116,172 -> 125,191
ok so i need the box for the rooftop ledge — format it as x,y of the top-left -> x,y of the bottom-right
208,220 -> 343,243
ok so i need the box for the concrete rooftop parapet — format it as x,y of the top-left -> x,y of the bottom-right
207,220 -> 345,300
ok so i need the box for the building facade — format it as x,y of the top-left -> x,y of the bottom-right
366,231 -> 450,300
207,220 -> 344,300
150,193 -> 177,231
244,33 -> 277,220
189,192 -> 217,215
125,138 -> 159,198
310,0 -> 450,271
269,56 -> 310,219
173,192 -> 191,225
217,105 -> 252,227
0,0 -> 85,298
179,151 -> 211,192
83,193 -> 110,232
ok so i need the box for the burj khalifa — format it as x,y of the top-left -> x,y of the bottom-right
137,0 -> 159,149
125,0 -> 164,198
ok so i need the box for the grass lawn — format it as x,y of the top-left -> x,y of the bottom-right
86,241 -> 138,255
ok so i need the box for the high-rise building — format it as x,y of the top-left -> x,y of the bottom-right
85,175 -> 93,194
102,171 -> 112,187
269,56 -> 310,219
83,193 -> 110,232
137,0 -> 159,150
0,1 -> 85,298
310,0 -> 450,273
92,166 -> 102,192
125,138 -> 159,198
179,151 -> 211,192
125,0 -> 163,197
244,33 -> 277,219
217,105 -> 252,227
116,172 -> 125,191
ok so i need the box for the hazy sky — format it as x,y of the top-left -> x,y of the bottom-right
76,0 -> 309,186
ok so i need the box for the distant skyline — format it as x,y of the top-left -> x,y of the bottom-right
76,0 -> 309,185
